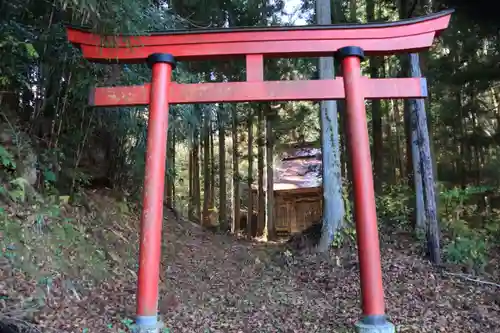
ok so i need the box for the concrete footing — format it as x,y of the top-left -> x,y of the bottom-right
132,317 -> 164,333
355,320 -> 396,333
132,324 -> 163,333
133,327 -> 161,333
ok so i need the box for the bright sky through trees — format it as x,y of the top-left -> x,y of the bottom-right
282,0 -> 308,25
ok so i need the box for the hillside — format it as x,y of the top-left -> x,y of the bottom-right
1,190 -> 499,333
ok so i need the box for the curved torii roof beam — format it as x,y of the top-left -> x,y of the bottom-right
66,9 -> 453,63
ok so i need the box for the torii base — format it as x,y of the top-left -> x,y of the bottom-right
132,323 -> 163,333
355,320 -> 396,333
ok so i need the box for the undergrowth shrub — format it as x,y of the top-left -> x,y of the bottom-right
374,182 -> 498,270
443,226 -> 489,271
0,200 -> 112,281
439,185 -> 499,271
376,183 -> 414,229
0,141 -> 137,285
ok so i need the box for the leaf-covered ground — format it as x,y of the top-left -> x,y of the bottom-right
1,191 -> 499,333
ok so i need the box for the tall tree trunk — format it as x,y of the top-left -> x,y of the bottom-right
349,0 -> 357,22
405,104 -> 416,189
218,105 -> 227,228
231,105 -> 241,234
399,0 -> 425,233
210,115 -> 215,209
202,112 -> 211,226
366,0 -> 383,193
470,89 -> 480,184
256,1 -> 268,238
316,0 -> 344,252
457,92 -> 466,187
166,122 -> 174,209
188,143 -> 194,220
408,95 -> 426,232
490,87 -> 500,131
264,109 -> 275,240
257,107 -> 265,236
171,120 -> 176,209
384,105 -> 396,183
210,116 -> 215,219
247,110 -> 254,239
382,59 -> 397,183
392,99 -> 405,180
409,53 -> 440,264
419,0 -> 440,216
193,127 -> 201,223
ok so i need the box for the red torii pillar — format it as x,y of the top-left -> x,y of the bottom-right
65,9 -> 452,333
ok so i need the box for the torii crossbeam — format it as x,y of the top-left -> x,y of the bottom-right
66,9 -> 452,333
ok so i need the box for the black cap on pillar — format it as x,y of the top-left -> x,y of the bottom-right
147,53 -> 176,69
335,46 -> 365,62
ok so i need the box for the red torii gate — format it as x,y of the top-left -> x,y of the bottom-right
66,9 -> 452,333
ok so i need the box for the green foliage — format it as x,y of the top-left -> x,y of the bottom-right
0,0 -> 197,201
438,185 -> 499,269
377,183 -> 414,228
332,226 -> 356,248
443,227 -> 489,271
8,177 -> 29,202
0,145 -> 16,169
331,182 -> 356,248
440,185 -> 494,215
1,202 -> 113,282
377,182 -> 497,270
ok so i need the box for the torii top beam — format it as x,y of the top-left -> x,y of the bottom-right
66,10 -> 453,63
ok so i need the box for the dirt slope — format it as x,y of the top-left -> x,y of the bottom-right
1,191 -> 499,333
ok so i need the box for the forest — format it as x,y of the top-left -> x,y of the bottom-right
0,0 -> 499,332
